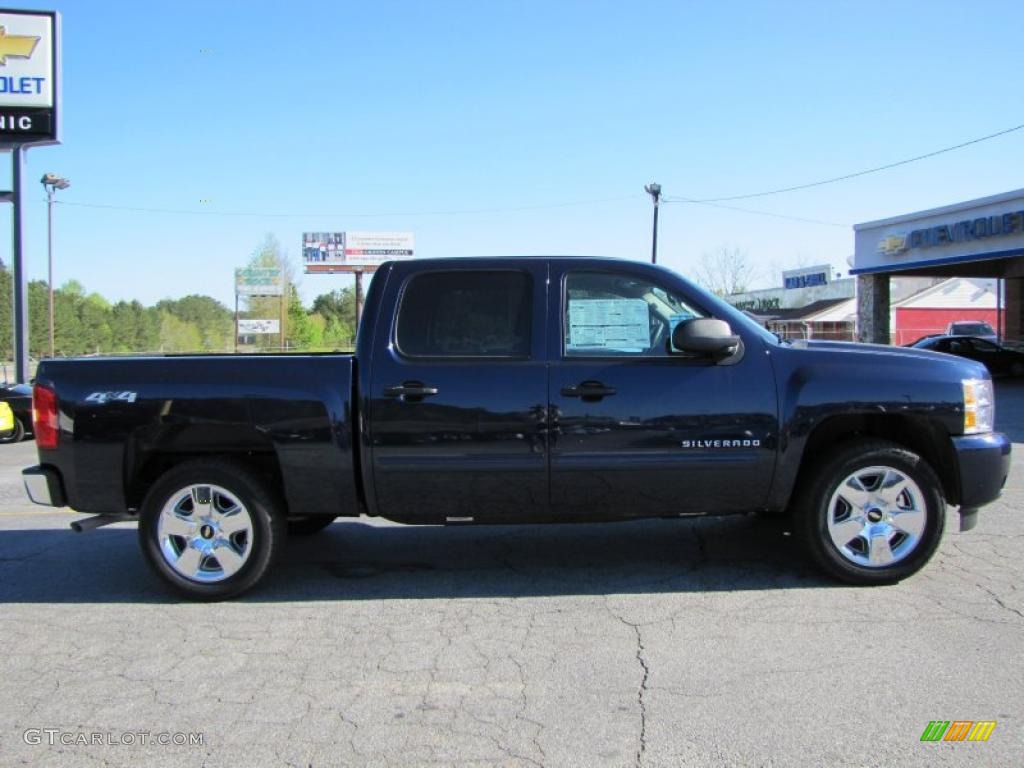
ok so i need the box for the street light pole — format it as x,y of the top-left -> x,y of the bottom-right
644,182 -> 661,264
41,174 -> 70,358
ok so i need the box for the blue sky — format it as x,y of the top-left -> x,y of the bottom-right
3,0 -> 1023,307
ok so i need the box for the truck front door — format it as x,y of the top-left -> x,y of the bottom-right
548,264 -> 778,518
368,261 -> 549,522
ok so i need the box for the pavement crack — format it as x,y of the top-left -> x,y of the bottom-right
976,582 -> 1024,620
632,623 -> 650,768
605,603 -> 651,768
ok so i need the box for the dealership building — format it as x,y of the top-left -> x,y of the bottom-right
853,188 -> 1024,344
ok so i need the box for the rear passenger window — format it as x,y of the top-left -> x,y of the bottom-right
396,271 -> 532,358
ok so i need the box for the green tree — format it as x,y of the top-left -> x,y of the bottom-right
27,280 -> 50,357
53,291 -> 84,355
157,295 -> 233,351
311,288 -> 356,349
159,311 -> 202,352
80,293 -> 114,354
285,285 -> 318,349
0,267 -> 11,359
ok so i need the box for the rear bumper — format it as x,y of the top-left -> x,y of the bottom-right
22,465 -> 66,507
952,432 -> 1011,510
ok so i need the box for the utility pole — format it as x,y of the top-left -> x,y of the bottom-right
41,173 -> 70,358
644,182 -> 661,264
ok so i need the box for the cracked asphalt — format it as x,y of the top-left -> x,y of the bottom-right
1,383 -> 1023,767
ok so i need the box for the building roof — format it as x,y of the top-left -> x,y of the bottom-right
891,276 -> 997,309
854,187 -> 1024,231
765,298 -> 854,322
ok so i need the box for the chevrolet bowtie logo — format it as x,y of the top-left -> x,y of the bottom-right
878,234 -> 909,256
0,26 -> 40,66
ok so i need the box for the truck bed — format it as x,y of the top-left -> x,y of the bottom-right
32,354 -> 360,519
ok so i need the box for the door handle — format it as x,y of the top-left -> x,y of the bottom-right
560,380 -> 617,400
384,382 -> 439,400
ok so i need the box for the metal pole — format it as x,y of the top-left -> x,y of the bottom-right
11,146 -> 29,382
47,185 -> 54,357
354,271 -> 363,332
280,284 -> 286,352
997,277 -> 1003,343
651,197 -> 660,265
644,182 -> 661,265
233,292 -> 239,353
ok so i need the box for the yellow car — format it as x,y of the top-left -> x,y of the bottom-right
0,401 -> 16,441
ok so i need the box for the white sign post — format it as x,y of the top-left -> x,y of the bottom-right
234,267 -> 285,351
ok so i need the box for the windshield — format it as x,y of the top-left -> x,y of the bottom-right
952,323 -> 994,335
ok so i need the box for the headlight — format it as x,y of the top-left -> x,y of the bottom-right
962,378 -> 995,434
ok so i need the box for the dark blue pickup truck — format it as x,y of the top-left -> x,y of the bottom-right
22,257 -> 1012,598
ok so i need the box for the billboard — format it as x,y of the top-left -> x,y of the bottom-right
302,232 -> 347,268
0,9 -> 59,146
303,231 -> 414,273
235,267 -> 283,296
238,319 -> 280,335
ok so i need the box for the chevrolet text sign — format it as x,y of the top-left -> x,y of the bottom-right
0,9 -> 59,145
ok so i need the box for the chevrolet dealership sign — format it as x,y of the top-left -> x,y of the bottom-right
853,189 -> 1024,275
0,9 -> 59,145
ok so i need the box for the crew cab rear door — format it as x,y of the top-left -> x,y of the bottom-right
547,261 -> 777,518
367,260 -> 549,522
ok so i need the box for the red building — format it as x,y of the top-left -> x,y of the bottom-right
892,277 -> 1002,345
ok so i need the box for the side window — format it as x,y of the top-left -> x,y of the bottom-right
396,271 -> 532,358
564,272 -> 705,357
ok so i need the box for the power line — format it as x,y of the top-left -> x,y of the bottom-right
53,195 -> 640,219
663,196 -> 849,228
665,121 -> 1024,203
49,120 -> 1022,225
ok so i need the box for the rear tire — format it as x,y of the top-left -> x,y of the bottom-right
793,439 -> 945,585
138,459 -> 286,600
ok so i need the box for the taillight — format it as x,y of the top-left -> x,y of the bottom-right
32,385 -> 59,449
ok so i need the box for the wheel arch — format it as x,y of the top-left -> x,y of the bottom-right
124,425 -> 287,515
783,414 -> 959,509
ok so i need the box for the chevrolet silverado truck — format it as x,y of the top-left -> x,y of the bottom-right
22,257 -> 1012,599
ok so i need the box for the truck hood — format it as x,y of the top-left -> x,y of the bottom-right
784,338 -> 989,378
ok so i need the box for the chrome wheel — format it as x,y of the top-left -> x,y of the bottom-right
826,465 -> 927,568
157,484 -> 254,583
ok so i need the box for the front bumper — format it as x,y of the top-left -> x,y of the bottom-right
952,432 -> 1011,511
22,465 -> 66,507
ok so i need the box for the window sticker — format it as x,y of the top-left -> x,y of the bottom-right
567,299 -> 650,352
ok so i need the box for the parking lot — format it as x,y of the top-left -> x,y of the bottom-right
0,384 -> 1021,767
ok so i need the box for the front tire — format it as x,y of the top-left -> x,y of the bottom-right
793,439 -> 945,585
139,459 -> 286,600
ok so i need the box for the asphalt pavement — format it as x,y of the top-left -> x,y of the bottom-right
0,383 -> 1022,767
